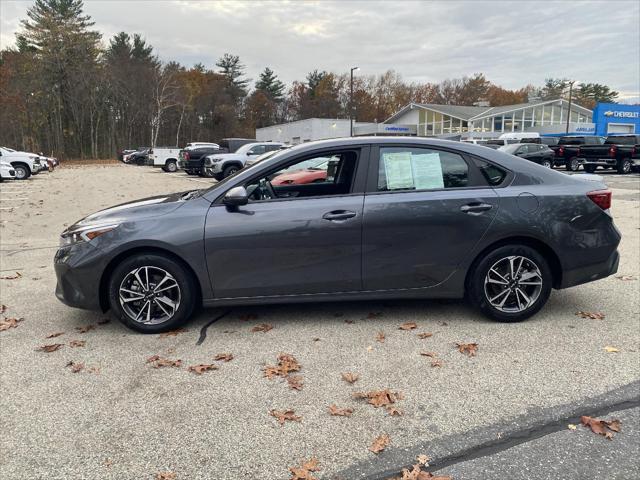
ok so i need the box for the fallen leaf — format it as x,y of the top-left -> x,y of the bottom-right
580,415 -> 621,439
386,406 -> 403,416
312,337 -> 321,342
46,332 -> 64,338
69,340 -> 86,348
353,389 -> 403,408
214,352 -> 234,362
75,324 -> 95,334
604,346 -> 619,353
289,458 -> 320,480
399,322 -> 417,330
605,419 -> 622,432
287,375 -> 304,391
417,454 -> 430,465
270,409 -> 302,426
36,343 -> 63,353
146,355 -> 160,363
264,353 -> 301,379
456,342 -> 478,357
420,352 -> 437,358
431,359 -> 443,368
0,305 -> 6,314
0,317 -> 23,332
369,434 -> 390,454
155,473 -> 176,480
341,372 -> 359,384
376,331 -> 385,343
417,332 -> 433,339
187,364 -> 217,374
329,404 -> 353,417
366,345 -> 373,352
576,311 -> 605,320
615,275 -> 637,281
146,355 -> 182,368
0,272 -> 22,280
251,323 -> 273,333
159,328 -> 187,337
66,361 -> 84,373
568,424 -> 577,430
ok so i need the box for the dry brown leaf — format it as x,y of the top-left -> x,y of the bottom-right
36,343 -> 63,353
420,351 -> 437,358
369,434 -> 390,454
605,419 -> 622,432
214,352 -> 234,362
146,355 -> 182,368
155,473 -> 176,480
69,340 -> 86,348
287,375 -> 304,391
159,328 -> 187,337
75,324 -> 95,334
187,364 -> 218,374
353,389 -> 403,408
328,404 -> 353,417
386,406 -> 403,416
146,355 -> 160,363
416,454 -> 430,465
46,332 -> 64,338
341,372 -> 359,384
615,275 -> 637,281
251,323 -> 273,333
270,409 -> 302,426
431,359 -> 443,368
0,317 -> 23,332
604,346 -> 619,353
263,353 -> 301,379
0,272 -> 22,280
456,342 -> 478,357
399,322 -> 417,330
575,311 -> 605,320
580,415 -> 621,439
289,457 -> 320,480
376,331 -> 385,343
66,361 -> 84,373
417,332 -> 433,339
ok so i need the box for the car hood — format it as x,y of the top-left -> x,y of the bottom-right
69,191 -> 189,229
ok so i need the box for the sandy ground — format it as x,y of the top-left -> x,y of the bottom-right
0,164 -> 638,480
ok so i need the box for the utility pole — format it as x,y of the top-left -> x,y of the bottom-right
565,80 -> 575,134
350,66 -> 359,136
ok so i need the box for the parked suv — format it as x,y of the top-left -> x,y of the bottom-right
178,145 -> 226,175
578,135 -> 640,174
498,143 -> 555,168
550,136 -> 605,172
203,142 -> 284,179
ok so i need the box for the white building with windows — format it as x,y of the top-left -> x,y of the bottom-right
384,99 -> 593,138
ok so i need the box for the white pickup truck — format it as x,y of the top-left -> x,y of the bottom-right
0,146 -> 44,180
147,147 -> 180,172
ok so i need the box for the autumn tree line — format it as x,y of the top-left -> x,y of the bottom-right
0,0 -> 620,160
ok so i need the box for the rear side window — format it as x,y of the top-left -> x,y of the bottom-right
605,136 -> 635,145
377,147 -> 468,191
473,158 -> 507,186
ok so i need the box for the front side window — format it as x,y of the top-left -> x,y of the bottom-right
377,147 -> 468,191
245,150 -> 359,202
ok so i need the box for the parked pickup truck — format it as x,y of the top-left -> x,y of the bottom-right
147,147 -> 180,172
0,146 -> 44,180
578,135 -> 640,174
549,136 -> 605,171
202,142 -> 284,179
178,145 -> 227,175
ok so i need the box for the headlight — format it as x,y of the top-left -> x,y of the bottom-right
59,224 -> 120,247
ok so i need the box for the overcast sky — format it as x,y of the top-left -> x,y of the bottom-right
1,0 -> 639,101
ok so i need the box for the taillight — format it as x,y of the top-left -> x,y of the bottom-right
608,145 -> 616,157
558,146 -> 564,156
184,152 -> 190,160
587,189 -> 611,210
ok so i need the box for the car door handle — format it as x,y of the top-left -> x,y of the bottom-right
322,210 -> 357,221
460,203 -> 493,214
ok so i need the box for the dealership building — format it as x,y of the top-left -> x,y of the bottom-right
256,99 -> 638,144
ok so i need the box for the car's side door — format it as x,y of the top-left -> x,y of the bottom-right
204,146 -> 369,299
362,145 -> 500,290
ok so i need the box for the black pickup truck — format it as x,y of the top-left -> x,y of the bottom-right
178,146 -> 227,175
578,135 -> 640,174
549,136 -> 605,171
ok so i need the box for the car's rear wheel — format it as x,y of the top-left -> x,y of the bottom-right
584,164 -> 597,173
541,159 -> 552,168
108,253 -> 197,333
13,163 -> 30,180
617,158 -> 631,174
165,160 -> 177,173
566,157 -> 580,171
467,245 -> 552,322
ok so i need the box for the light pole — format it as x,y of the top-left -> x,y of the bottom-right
350,66 -> 359,137
565,80 -> 575,134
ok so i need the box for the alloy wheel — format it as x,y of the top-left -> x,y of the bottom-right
484,255 -> 543,313
119,266 -> 181,325
14,166 -> 28,180
570,158 -> 579,171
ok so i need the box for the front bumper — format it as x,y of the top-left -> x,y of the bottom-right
54,244 -> 105,311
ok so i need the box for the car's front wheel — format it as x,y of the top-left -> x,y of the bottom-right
467,245 -> 552,322
566,157 -> 580,171
541,158 -> 552,168
13,163 -> 30,180
222,164 -> 240,178
108,253 -> 197,333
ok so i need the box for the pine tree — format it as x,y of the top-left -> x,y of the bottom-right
216,53 -> 249,97
255,67 -> 285,101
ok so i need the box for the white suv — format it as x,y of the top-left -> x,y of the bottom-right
0,146 -> 43,180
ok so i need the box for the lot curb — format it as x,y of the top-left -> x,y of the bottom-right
333,380 -> 640,479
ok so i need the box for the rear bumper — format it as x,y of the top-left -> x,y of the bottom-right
178,160 -> 202,172
559,249 -> 619,289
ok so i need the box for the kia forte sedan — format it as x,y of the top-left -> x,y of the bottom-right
55,137 -> 620,333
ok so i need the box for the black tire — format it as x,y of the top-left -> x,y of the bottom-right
12,163 -> 31,180
584,164 -> 597,173
566,157 -> 580,172
165,160 -> 178,173
617,158 -> 632,175
541,159 -> 552,168
108,253 -> 197,333
201,167 -> 215,178
213,173 -> 224,181
222,164 -> 240,178
467,244 -> 553,323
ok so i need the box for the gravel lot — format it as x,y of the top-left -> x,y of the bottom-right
1,165 -> 639,480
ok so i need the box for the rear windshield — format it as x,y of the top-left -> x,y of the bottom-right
605,136 -> 637,145
558,137 -> 585,145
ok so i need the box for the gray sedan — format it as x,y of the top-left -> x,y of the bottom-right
54,137 -> 620,333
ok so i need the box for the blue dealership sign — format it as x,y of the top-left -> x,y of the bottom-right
593,103 -> 640,136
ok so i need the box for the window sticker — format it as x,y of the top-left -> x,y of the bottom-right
383,151 -> 414,190
412,153 -> 444,190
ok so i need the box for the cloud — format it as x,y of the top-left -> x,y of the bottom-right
1,0 -> 638,98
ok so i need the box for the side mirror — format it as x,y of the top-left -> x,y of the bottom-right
223,186 -> 248,207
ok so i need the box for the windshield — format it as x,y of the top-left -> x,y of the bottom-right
558,137 -> 584,145
235,144 -> 257,155
498,144 -> 520,154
